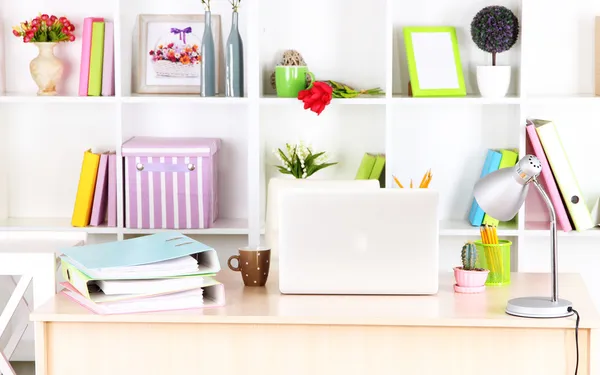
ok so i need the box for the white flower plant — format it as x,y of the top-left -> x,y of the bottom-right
273,141 -> 337,179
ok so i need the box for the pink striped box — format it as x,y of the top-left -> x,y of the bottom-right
122,137 -> 221,229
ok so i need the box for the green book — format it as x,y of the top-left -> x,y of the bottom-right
88,21 -> 105,96
355,153 -> 377,179
368,154 -> 386,188
482,149 -> 519,226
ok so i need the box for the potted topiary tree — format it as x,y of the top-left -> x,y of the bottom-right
454,242 -> 489,293
471,5 -> 520,98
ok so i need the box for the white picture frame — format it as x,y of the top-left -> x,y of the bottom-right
134,14 -> 222,95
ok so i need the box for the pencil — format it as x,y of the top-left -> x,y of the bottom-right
410,179 -> 413,189
393,175 -> 403,188
419,170 -> 429,188
424,171 -> 432,188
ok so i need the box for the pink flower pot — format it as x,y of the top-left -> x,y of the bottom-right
453,267 -> 489,288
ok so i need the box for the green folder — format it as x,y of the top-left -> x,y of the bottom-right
482,149 -> 519,226
355,153 -> 377,179
88,21 -> 105,96
369,154 -> 386,187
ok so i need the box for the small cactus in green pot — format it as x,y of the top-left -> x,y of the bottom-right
454,241 -> 489,292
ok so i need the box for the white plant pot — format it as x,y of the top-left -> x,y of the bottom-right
476,66 -> 511,98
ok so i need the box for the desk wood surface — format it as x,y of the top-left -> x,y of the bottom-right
31,268 -> 600,329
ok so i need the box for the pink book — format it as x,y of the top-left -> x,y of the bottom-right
525,122 -> 573,232
89,154 -> 109,226
78,17 -> 104,96
101,21 -> 114,96
107,153 -> 117,227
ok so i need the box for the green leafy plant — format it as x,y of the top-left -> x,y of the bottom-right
461,242 -> 478,270
200,0 -> 211,11
273,141 -> 337,179
229,0 -> 241,12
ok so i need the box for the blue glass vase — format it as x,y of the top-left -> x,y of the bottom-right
201,11 -> 216,97
225,11 -> 244,97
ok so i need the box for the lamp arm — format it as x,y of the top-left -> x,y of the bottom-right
532,177 -> 558,302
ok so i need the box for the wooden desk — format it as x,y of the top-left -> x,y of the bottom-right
31,270 -> 600,375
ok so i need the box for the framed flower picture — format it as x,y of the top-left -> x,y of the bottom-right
134,14 -> 222,95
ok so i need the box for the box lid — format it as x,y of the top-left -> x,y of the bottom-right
122,137 -> 221,157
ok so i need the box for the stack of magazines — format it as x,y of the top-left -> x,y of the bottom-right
59,232 -> 225,314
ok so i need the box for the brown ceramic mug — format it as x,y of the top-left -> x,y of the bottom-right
228,247 -> 271,286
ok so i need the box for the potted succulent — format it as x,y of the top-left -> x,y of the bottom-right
454,242 -> 489,293
470,5 -> 520,98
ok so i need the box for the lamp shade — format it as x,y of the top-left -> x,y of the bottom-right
473,166 -> 530,221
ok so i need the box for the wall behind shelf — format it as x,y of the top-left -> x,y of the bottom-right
120,0 -> 248,97
5,103 -> 117,218
258,0 -> 387,96
390,104 -> 521,221
523,0 -> 600,96
391,0 -> 522,96
0,0 -> 118,96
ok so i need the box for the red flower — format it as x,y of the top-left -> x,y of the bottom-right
40,14 -> 49,21
298,81 -> 333,115
59,17 -> 67,24
62,27 -> 69,34
68,24 -> 75,32
149,50 -> 155,55
46,19 -> 53,27
167,42 -> 174,48
12,30 -> 20,37
50,15 -> 57,22
69,34 -> 75,42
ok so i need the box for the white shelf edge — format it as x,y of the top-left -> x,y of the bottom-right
122,96 -> 250,104
391,95 -> 522,105
259,96 -> 387,105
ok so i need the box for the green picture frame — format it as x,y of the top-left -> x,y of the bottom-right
403,26 -> 466,97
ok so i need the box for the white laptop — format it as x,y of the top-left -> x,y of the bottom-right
278,188 -> 439,295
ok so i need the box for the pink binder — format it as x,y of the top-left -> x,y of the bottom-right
90,154 -> 109,226
79,17 -> 104,96
107,153 -> 117,227
525,122 -> 573,232
101,21 -> 115,96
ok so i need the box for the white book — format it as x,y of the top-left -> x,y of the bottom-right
93,255 -> 201,279
97,276 -> 207,296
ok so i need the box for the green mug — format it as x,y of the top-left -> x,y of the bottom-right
275,66 -> 315,98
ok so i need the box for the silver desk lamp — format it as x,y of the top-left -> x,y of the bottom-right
473,154 -> 573,318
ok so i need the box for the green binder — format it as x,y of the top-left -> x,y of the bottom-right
482,149 -> 519,226
355,153 -> 377,180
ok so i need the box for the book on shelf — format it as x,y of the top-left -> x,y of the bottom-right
531,119 -> 594,232
72,150 -> 117,228
482,149 -> 519,227
79,17 -> 115,97
525,121 -> 573,232
356,153 -> 385,187
59,232 -> 225,314
468,149 -> 501,226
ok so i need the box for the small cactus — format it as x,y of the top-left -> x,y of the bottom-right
461,242 -> 478,270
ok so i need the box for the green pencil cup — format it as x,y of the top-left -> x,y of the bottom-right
474,240 -> 511,286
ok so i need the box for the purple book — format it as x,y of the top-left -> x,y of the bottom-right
101,21 -> 114,96
90,154 -> 109,226
107,153 -> 117,227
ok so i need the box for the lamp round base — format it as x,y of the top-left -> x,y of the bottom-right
506,297 -> 573,318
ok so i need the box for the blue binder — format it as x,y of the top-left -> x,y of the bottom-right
468,150 -> 502,226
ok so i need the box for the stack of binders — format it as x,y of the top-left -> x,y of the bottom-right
59,232 -> 225,314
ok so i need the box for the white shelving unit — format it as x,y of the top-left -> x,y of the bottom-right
1,1 -> 600,350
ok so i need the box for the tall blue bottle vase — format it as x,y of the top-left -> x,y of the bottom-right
201,10 -> 216,97
225,11 -> 244,97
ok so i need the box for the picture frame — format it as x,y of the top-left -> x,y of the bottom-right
403,26 -> 466,97
134,14 -> 222,95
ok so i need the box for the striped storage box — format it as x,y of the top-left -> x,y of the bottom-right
122,137 -> 220,229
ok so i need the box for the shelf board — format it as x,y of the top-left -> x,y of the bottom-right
0,93 -> 118,104
524,222 -> 600,237
122,218 -> 249,235
260,95 -> 386,105
391,94 -> 521,105
439,220 -> 519,236
0,218 -> 118,234
524,94 -> 600,105
122,95 -> 249,104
